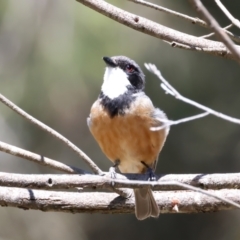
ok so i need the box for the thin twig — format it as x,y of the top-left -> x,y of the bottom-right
224,30 -> 240,44
201,24 -> 240,44
150,112 -> 209,131
200,24 -> 233,39
0,141 -> 87,174
190,0 -> 240,63
128,0 -> 207,27
76,0 -> 240,61
215,0 -> 240,29
145,63 -> 240,125
0,94 -> 102,175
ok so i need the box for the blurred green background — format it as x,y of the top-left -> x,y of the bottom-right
0,0 -> 240,239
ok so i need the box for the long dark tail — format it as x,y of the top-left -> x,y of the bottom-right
133,188 -> 160,220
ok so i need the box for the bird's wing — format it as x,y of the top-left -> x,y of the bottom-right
86,116 -> 91,128
134,93 -> 170,171
135,92 -> 169,131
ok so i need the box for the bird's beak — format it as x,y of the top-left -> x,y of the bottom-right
103,56 -> 117,67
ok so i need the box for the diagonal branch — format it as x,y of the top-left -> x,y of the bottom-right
215,0 -> 240,29
76,0 -> 239,61
0,141 -> 87,174
190,0 -> 240,63
223,29 -> 240,44
0,94 -> 102,175
201,24 -> 240,44
0,138 -> 129,198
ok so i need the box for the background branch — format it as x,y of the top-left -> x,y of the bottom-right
201,24 -> 240,44
1,0 -> 240,238
0,94 -> 102,175
215,0 -> 240,29
0,136 -> 130,198
0,141 -> 87,174
191,0 -> 240,63
76,0 -> 240,60
128,0 -> 207,27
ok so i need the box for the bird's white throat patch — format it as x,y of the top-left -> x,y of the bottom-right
102,67 -> 130,99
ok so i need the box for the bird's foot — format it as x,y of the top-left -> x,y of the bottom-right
108,159 -> 120,186
141,161 -> 156,182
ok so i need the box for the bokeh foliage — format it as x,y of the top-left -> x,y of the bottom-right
0,0 -> 240,239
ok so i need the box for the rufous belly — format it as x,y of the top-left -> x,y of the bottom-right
89,102 -> 167,174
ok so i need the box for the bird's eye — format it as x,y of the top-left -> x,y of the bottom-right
126,64 -> 134,73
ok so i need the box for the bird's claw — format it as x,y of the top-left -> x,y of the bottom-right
147,168 -> 156,182
108,160 -> 120,187
141,161 -> 156,182
109,166 -> 117,186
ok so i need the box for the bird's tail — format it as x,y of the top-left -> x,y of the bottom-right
133,188 -> 160,220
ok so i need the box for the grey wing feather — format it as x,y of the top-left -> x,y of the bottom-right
135,92 -> 169,129
135,93 -> 170,171
87,117 -> 91,128
151,109 -> 170,171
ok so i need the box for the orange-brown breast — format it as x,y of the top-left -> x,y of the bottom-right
88,99 -> 167,174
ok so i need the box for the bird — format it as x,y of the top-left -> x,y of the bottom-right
87,56 -> 169,220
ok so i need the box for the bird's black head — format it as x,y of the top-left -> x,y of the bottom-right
100,56 -> 145,117
103,56 -> 145,91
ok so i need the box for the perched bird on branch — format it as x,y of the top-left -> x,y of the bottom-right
88,56 -> 169,220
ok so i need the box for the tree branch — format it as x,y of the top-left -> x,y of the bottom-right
200,24 -> 232,38
1,186 -> 239,214
201,24 -> 240,44
1,172 -> 240,191
76,0 -> 239,61
128,0 -> 207,27
145,63 -> 240,126
215,0 -> 240,29
0,139 -> 129,198
129,1 -> 240,44
3,170 -> 240,209
0,141 -> 87,174
0,94 -> 102,175
150,112 -> 209,131
190,0 -> 240,63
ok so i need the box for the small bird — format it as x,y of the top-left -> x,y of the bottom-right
88,56 -> 169,220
